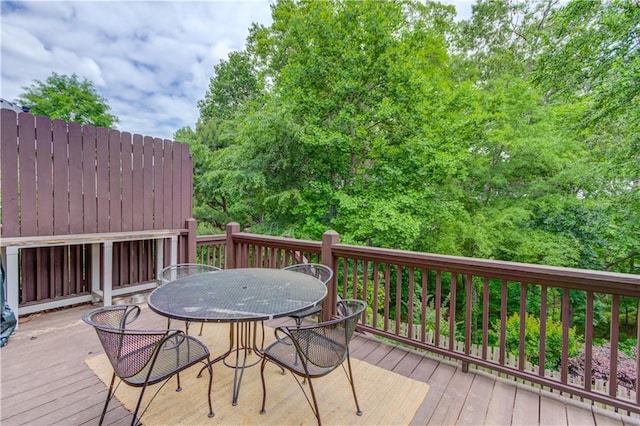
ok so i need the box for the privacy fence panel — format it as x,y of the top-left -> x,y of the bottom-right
0,110 -> 194,309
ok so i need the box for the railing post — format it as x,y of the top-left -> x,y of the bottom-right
321,230 -> 339,321
185,218 -> 197,263
225,222 -> 240,269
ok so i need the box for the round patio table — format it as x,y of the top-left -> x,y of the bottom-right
147,267 -> 328,405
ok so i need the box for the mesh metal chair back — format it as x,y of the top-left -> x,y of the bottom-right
260,299 -> 367,425
283,263 -> 334,325
159,264 -> 221,334
160,263 -> 221,284
283,263 -> 333,284
287,299 -> 362,369
83,305 -> 214,425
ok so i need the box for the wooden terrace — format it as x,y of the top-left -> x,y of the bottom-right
1,301 -> 638,426
2,112 -> 639,424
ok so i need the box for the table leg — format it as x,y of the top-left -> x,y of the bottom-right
227,321 -> 265,405
199,321 -> 266,406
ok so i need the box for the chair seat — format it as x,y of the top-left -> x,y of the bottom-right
260,299 -> 367,424
263,332 -> 346,377
124,335 -> 210,386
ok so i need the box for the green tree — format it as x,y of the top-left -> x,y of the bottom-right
448,0 -> 638,274
241,0 -> 464,245
454,0 -> 557,81
190,0 -> 637,276
183,0 -> 638,335
198,51 -> 264,124
533,0 -> 640,274
15,72 -> 118,128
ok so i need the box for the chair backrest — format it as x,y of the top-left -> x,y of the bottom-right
82,305 -> 170,379
283,263 -> 333,285
160,263 -> 221,284
285,299 -> 366,369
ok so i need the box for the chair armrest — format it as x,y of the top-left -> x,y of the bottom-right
273,325 -> 294,344
160,330 -> 188,350
123,305 -> 141,326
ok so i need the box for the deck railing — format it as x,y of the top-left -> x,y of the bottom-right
196,222 -> 640,415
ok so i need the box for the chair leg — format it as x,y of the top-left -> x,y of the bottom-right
259,358 -> 268,414
204,358 -> 215,418
261,321 -> 284,375
345,355 -> 363,416
99,372 -> 117,425
305,377 -> 322,425
131,384 -> 150,426
293,317 -> 306,384
175,372 -> 182,391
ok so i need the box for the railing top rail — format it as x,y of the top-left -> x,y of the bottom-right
208,228 -> 639,294
196,234 -> 226,243
332,243 -> 640,295
231,231 -> 322,252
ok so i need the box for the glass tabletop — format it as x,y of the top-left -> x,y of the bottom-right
147,267 -> 328,322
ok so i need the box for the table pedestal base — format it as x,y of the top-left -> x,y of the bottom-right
202,321 -> 265,406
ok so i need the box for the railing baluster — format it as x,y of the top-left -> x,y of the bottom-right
584,291 -> 593,392
482,277 -> 489,361
561,288 -> 570,384
610,294 -> 620,397
539,285 -> 547,377
519,283 -> 527,371
499,279 -> 507,366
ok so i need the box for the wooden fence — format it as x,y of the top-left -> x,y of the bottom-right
0,110 -> 196,316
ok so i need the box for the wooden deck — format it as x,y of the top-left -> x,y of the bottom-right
1,302 -> 638,426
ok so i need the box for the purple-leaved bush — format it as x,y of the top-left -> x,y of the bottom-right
568,344 -> 637,390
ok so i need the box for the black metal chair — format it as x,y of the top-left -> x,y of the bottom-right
259,299 -> 367,425
83,305 -> 214,425
283,263 -> 334,326
160,263 -> 222,334
160,263 -> 222,284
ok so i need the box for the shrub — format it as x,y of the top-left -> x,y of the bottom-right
568,343 -> 637,390
495,312 -> 580,370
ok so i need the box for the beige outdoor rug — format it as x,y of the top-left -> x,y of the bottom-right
85,323 -> 429,425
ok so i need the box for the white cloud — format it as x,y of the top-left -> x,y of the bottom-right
2,0 -> 472,139
1,0 -> 274,139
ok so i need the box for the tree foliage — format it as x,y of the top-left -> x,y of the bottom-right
186,0 -> 638,277
16,72 -> 119,128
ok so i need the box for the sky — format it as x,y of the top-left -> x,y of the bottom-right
1,1 -> 473,140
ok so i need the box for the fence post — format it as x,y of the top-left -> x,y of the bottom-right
185,218 -> 197,263
225,222 -> 240,269
321,230 -> 339,321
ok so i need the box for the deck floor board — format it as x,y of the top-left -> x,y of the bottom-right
512,386 -> 542,425
540,395 -> 571,426
1,302 -> 635,426
457,373 -> 494,425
